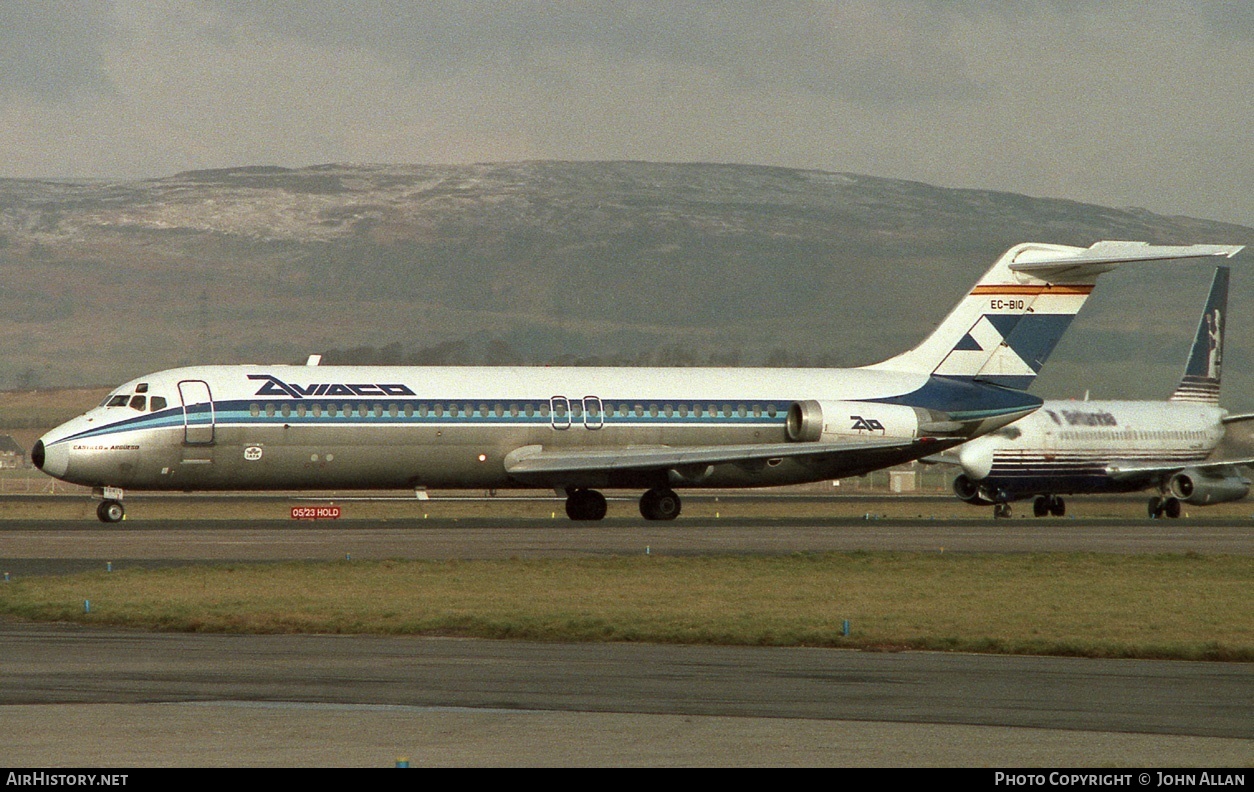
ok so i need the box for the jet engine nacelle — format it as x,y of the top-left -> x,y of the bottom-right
786,399 -> 920,443
1166,468 -> 1251,505
953,473 -> 991,504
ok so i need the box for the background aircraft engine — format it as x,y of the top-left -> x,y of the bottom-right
952,473 -> 993,504
785,400 -> 921,442
1166,469 -> 1251,504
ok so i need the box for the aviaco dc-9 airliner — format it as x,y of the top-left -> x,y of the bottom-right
949,264 -> 1254,519
33,241 -> 1243,523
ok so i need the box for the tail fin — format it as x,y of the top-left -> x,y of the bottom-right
1169,266 -> 1229,404
865,241 -> 1244,390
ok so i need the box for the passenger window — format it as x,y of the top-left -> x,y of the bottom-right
150,396 -> 167,412
312,404 -> 322,417
250,404 -> 260,417
265,404 -> 276,417
280,404 -> 291,418
129,395 -> 146,411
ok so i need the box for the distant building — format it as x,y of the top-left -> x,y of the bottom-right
0,435 -> 27,468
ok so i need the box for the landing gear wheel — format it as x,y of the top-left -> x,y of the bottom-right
640,487 -> 681,520
564,489 -> 608,521
1049,496 -> 1065,517
97,500 -> 124,523
1033,496 -> 1048,518
993,502 -> 1012,519
1164,497 -> 1182,519
1148,496 -> 1164,518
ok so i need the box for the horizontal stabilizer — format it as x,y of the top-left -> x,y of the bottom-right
1009,241 -> 1243,281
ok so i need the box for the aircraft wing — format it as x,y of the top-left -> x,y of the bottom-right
917,451 -> 962,466
1104,455 -> 1254,481
504,437 -> 947,481
1009,242 -> 1244,281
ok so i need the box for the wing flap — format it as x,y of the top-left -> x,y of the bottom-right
505,438 -> 939,478
1104,454 -> 1254,480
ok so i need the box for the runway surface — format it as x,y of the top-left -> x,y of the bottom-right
1,498 -> 1251,767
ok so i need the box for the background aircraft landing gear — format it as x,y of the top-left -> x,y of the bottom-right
640,487 -> 681,520
1033,495 -> 1065,517
992,502 -> 1012,519
565,488 -> 608,521
1148,496 -> 1182,519
96,500 -> 124,523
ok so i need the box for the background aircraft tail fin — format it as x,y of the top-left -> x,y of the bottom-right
1169,266 -> 1229,404
865,241 -> 1244,391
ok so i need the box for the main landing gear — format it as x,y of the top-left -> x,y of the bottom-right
996,495 -> 1066,519
1148,495 -> 1182,519
562,486 -> 682,521
1032,495 -> 1066,518
564,488 -> 608,521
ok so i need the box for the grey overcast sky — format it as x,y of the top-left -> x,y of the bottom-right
1,1 -> 1250,226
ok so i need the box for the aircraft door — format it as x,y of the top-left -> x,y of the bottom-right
582,396 -> 604,430
550,396 -> 571,430
178,380 -> 216,445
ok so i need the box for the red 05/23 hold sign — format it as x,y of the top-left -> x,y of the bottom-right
291,505 -> 341,520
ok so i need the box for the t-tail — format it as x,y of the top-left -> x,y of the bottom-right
865,241 -> 1245,390
1169,266 -> 1229,405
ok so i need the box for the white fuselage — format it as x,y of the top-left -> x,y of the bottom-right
35,363 -> 1037,494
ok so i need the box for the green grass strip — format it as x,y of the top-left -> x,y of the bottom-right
1,552 -> 1249,661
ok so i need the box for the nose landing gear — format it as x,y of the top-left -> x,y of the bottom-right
96,500 -> 124,523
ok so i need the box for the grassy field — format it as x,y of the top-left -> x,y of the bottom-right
1,552 -> 1249,661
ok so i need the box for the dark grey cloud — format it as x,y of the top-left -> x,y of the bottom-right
0,2 -> 116,100
0,1 -> 1247,228
206,1 -> 985,105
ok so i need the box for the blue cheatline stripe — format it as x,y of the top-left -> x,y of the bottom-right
51,398 -> 793,445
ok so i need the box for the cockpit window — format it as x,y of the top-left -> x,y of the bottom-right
129,395 -> 146,411
106,395 -> 130,407
135,383 -> 149,393
150,396 -> 167,411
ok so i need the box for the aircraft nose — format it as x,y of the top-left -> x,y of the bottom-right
33,437 -> 69,479
957,437 -> 995,480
